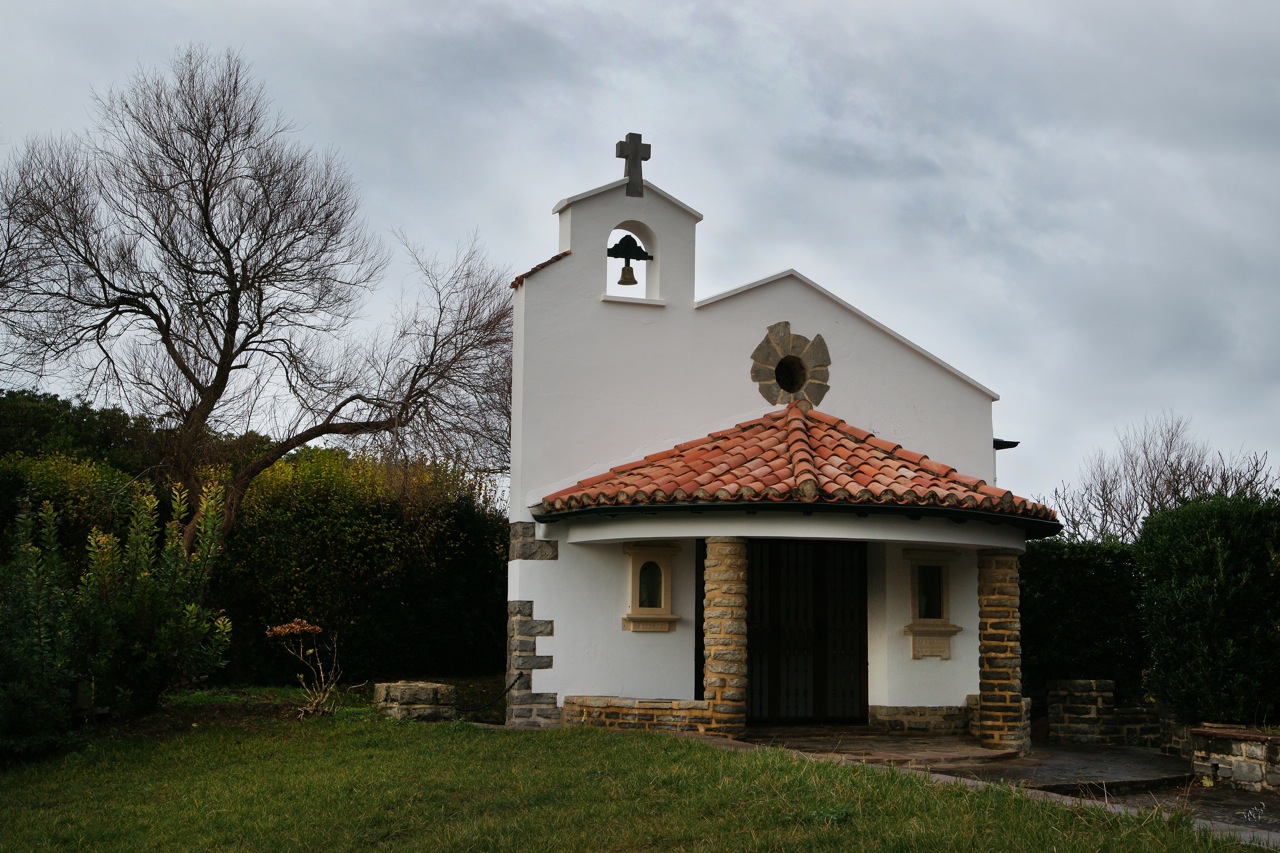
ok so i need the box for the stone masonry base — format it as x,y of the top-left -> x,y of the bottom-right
1191,728 -> 1280,793
506,600 -> 559,726
563,696 -> 727,734
868,703 -> 973,734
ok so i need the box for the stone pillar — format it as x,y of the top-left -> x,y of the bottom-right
977,550 -> 1030,755
703,536 -> 748,735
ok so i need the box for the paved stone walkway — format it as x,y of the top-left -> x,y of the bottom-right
740,726 -> 1019,767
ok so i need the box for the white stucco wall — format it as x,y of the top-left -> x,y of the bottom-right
511,528 -> 984,707
509,177 -> 1019,711
868,546 -> 981,707
510,179 -> 999,525
509,537 -> 700,701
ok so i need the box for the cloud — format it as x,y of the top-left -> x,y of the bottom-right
2,0 -> 1277,501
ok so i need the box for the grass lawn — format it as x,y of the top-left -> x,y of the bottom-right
0,689 -> 1251,852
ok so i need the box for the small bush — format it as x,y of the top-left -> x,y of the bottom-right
76,483 -> 232,716
1137,493 -> 1280,725
0,484 -> 232,759
0,505 -> 79,758
1020,537 -> 1147,706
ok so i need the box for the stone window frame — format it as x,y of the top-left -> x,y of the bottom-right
902,548 -> 962,660
622,543 -> 680,632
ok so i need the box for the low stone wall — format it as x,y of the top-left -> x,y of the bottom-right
563,695 -> 748,735
868,704 -> 970,734
1191,727 -> 1280,793
1047,679 -> 1117,743
374,681 -> 457,721
1046,679 -> 1160,747
1116,705 -> 1162,748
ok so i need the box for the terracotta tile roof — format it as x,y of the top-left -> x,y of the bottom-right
539,404 -> 1058,529
510,250 -> 571,289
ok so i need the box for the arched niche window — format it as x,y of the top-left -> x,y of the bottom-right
902,549 -> 962,660
638,561 -> 663,608
604,221 -> 659,302
622,543 -> 679,632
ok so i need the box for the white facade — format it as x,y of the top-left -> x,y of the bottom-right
509,174 -> 1031,719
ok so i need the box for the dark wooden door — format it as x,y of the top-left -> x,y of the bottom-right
745,540 -> 868,724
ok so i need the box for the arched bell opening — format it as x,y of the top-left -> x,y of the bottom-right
605,220 -> 658,299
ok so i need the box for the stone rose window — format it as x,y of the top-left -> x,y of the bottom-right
750,321 -> 831,409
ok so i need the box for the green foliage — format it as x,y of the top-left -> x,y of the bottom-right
0,453 -> 139,561
0,484 -> 231,759
76,483 -> 232,716
0,505 -> 79,758
215,453 -> 506,682
1137,493 -> 1280,725
0,389 -> 158,475
1020,537 -> 1148,705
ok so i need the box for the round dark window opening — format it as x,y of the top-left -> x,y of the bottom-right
775,355 -> 807,393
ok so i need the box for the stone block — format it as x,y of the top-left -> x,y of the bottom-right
381,704 -> 457,722
1233,760 -> 1264,783
523,619 -> 554,637
376,681 -> 455,706
510,538 -> 559,561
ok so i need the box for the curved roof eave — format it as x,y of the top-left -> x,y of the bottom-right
532,499 -> 1062,540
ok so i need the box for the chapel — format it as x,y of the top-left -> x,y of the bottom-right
505,135 -> 1058,753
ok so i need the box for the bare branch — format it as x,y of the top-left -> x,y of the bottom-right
1044,411 -> 1279,542
0,45 -> 513,543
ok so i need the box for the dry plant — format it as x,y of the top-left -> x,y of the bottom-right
265,619 -> 342,719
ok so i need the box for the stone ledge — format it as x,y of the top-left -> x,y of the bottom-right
563,695 -> 743,736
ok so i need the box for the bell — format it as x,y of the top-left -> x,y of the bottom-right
617,263 -> 639,286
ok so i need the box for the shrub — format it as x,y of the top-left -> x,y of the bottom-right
0,505 -> 79,758
1020,537 -> 1147,707
1136,493 -> 1280,725
216,453 -> 506,683
76,483 -> 232,716
0,389 -> 158,476
0,483 -> 232,758
0,454 -> 139,561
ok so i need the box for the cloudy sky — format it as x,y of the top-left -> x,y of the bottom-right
3,0 -> 1277,502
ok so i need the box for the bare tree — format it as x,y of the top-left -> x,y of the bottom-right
0,46 -> 512,542
1046,412 -> 1278,542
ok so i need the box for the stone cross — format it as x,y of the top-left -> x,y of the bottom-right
615,132 -> 651,198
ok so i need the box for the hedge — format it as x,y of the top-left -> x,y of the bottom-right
213,450 -> 507,683
1136,493 -> 1280,725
